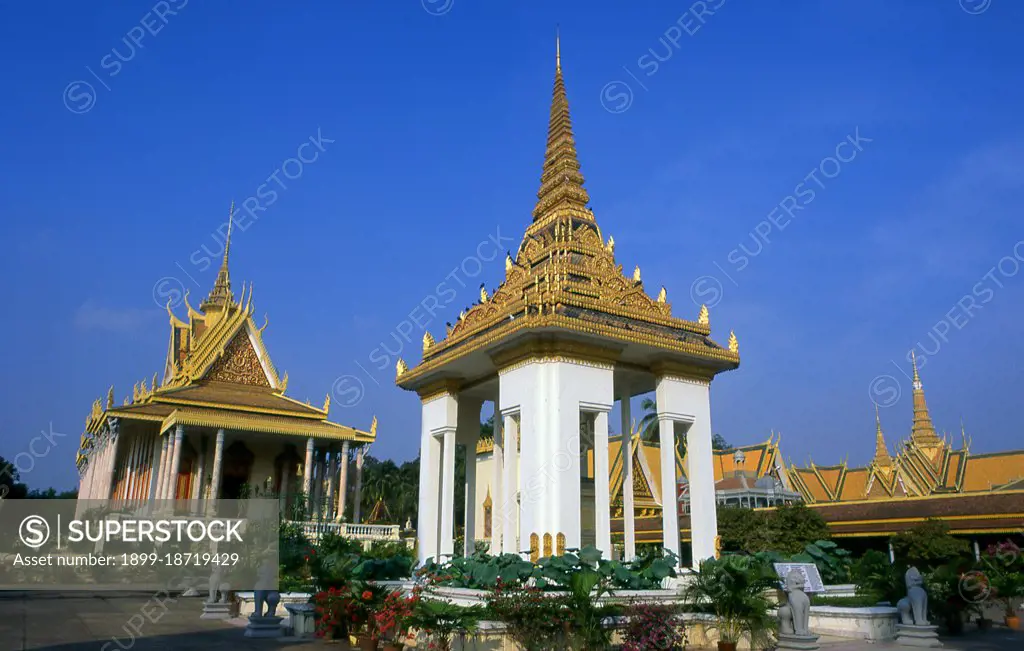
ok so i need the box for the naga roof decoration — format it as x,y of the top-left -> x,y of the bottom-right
397,38 -> 738,388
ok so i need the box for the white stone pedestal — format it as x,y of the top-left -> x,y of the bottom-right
283,603 -> 316,638
200,602 -> 232,620
777,633 -> 820,650
895,624 -> 942,647
244,614 -> 284,638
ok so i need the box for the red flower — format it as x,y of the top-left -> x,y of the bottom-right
362,590 -> 373,601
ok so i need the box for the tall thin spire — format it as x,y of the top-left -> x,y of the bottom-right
909,350 -> 941,447
556,26 -> 561,71
873,405 -> 892,467
532,32 -> 591,222
201,201 -> 236,311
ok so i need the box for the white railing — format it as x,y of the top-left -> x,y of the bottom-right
287,520 -> 401,543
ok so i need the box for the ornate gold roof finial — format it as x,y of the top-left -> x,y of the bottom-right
532,33 -> 590,222
657,286 -> 667,303
423,330 -> 435,352
480,284 -> 489,303
132,382 -> 140,402
201,201 -> 236,311
107,386 -> 114,409
322,392 -> 331,414
396,358 -> 408,379
605,235 -> 615,254
698,304 -> 710,325
279,371 -> 289,392
370,415 -> 378,437
909,350 -> 941,447
728,330 -> 739,354
151,372 -> 158,393
632,265 -> 641,283
505,253 -> 513,273
873,404 -> 893,467
458,310 -> 466,321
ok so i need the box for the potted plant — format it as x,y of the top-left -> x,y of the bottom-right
622,601 -> 686,651
312,586 -> 349,641
683,555 -> 778,651
374,590 -> 417,651
406,598 -> 484,651
486,580 -> 571,650
982,540 -> 1023,630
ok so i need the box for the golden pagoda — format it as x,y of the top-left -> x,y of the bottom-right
400,37 -> 739,567
76,206 -> 376,520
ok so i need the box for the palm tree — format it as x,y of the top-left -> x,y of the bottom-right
635,398 -> 731,457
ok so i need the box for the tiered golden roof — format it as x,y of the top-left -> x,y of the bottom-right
77,208 -> 375,467
397,38 -> 739,390
786,360 -> 1023,503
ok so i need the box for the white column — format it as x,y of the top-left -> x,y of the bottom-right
207,429 -> 225,513
353,446 -> 365,524
147,434 -> 164,509
105,421 -> 121,501
501,412 -> 519,555
620,388 -> 636,561
167,424 -> 184,502
657,415 -> 680,561
458,399 -> 483,556
326,446 -> 338,520
312,450 -> 324,518
657,374 -> 717,567
439,429 -> 456,558
336,440 -> 350,522
155,434 -> 169,502
191,435 -> 207,513
303,437 -> 314,516
594,410 -> 612,558
417,392 -> 458,565
490,403 -> 504,553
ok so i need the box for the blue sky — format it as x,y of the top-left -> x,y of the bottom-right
2,0 -> 1023,491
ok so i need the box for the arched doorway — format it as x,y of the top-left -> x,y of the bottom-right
221,441 -> 254,500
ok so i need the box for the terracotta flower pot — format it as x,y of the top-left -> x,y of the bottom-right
358,633 -> 378,651
1006,614 -> 1021,630
718,641 -> 738,651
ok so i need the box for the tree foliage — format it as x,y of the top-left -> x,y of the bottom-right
889,519 -> 971,570
718,503 -> 831,555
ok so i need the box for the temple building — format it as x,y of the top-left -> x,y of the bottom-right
539,351 -> 1020,551
471,431 -> 801,556
75,214 -> 376,521
396,38 -> 740,568
785,352 -> 1024,541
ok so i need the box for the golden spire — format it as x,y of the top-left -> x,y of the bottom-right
422,330 -> 435,352
532,32 -> 591,222
656,286 -> 667,303
605,235 -> 614,254
201,201 -> 236,310
909,350 -> 941,447
106,386 -> 114,409
873,404 -> 892,467
728,331 -> 739,354
396,358 -> 408,379
632,265 -> 641,282
698,304 -> 710,326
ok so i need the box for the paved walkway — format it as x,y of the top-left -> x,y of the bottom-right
0,592 -> 1020,650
